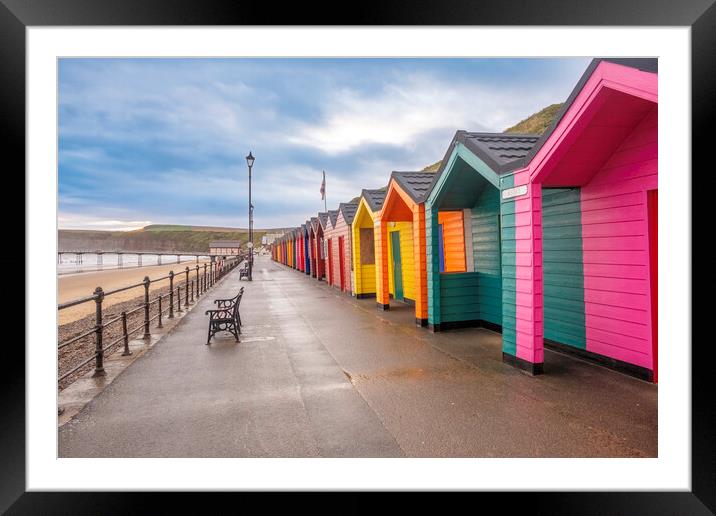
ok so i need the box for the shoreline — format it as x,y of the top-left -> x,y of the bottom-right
58,260 -> 204,277
58,260 -> 213,325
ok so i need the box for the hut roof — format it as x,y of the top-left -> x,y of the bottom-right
338,202 -> 359,225
318,212 -> 330,230
327,210 -> 339,227
391,170 -> 437,203
361,188 -> 388,212
521,57 -> 658,168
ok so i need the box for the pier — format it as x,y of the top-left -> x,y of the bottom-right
58,250 -> 229,269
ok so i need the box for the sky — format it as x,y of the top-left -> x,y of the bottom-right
58,57 -> 591,231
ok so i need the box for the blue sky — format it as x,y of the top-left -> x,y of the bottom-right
58,57 -> 591,230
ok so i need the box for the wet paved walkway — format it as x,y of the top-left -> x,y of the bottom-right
59,255 -> 657,457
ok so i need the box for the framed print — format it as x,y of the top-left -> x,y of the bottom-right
3,0 -> 712,511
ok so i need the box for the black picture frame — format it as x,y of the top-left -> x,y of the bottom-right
2,0 -> 710,512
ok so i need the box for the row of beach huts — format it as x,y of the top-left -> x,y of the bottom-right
271,58 -> 659,382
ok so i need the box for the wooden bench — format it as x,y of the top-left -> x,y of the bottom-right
205,287 -> 244,344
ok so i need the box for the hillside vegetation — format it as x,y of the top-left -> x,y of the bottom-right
504,103 -> 563,135
416,103 -> 563,174
59,225 -> 275,253
421,161 -> 442,172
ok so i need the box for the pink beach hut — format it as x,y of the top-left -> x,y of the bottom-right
501,58 -> 658,381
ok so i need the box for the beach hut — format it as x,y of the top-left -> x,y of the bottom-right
325,202 -> 358,293
297,227 -> 303,271
425,132 -> 540,337
287,231 -> 294,269
309,217 -> 320,278
324,210 -> 340,286
311,214 -> 328,280
302,222 -> 312,275
374,171 -> 436,326
293,228 -> 301,271
283,236 -> 288,265
289,229 -> 297,269
284,234 -> 289,266
351,189 -> 387,298
318,212 -> 332,281
501,57 -> 658,380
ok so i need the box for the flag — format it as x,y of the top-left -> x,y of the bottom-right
320,170 -> 326,200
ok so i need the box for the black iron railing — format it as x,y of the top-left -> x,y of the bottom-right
57,256 -> 243,386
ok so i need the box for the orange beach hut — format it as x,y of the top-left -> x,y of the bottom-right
374,171 -> 436,326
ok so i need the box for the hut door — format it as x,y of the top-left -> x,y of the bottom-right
391,231 -> 404,301
648,189 -> 658,383
327,239 -> 334,285
338,236 -> 346,291
305,236 -> 310,274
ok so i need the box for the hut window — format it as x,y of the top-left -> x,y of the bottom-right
360,228 -> 375,265
438,211 -> 467,273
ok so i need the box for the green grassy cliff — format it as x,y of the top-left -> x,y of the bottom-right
504,103 -> 563,135
58,225 -> 276,253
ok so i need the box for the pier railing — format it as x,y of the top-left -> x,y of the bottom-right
57,255 -> 243,386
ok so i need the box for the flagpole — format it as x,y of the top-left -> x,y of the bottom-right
323,170 -> 327,212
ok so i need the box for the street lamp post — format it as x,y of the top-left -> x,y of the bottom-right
246,151 -> 255,281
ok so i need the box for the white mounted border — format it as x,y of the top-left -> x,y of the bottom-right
27,26 -> 690,491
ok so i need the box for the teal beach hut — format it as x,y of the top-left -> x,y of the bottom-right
425,132 -> 539,333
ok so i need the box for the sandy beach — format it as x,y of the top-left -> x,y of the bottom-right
58,261 -> 212,325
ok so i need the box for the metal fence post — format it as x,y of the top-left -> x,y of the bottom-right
143,276 -> 151,339
93,287 -> 106,377
177,286 -> 183,313
195,265 -> 200,297
185,267 -> 191,305
121,311 -> 131,356
190,280 -> 194,303
168,271 -> 175,319
157,295 -> 163,329
203,263 -> 207,292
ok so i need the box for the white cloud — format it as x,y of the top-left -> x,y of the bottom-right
58,212 -> 152,231
286,73 -> 559,155
58,59 -> 587,229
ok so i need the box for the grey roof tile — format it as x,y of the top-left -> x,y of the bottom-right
317,212 -> 329,229
362,188 -> 387,212
339,202 -> 359,225
391,170 -> 437,203
327,210 -> 339,227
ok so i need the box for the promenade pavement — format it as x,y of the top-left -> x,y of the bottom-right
59,255 -> 657,457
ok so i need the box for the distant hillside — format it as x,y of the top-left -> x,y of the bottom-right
418,103 -> 563,173
504,103 -> 563,135
422,161 -> 442,172
58,224 -> 287,253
